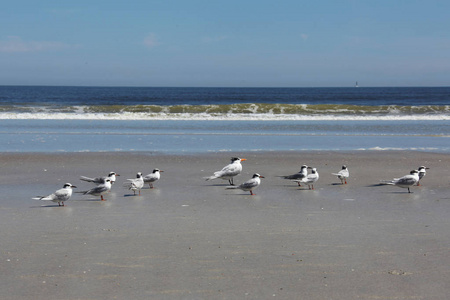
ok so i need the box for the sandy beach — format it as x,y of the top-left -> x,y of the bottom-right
0,151 -> 449,299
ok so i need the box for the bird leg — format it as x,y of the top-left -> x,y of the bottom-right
229,178 -> 234,185
250,190 -> 255,195
101,195 -> 105,201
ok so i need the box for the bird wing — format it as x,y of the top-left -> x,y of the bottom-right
216,163 -> 240,177
80,176 -> 104,184
395,175 -> 416,185
56,188 -> 71,199
86,185 -> 109,195
239,179 -> 257,190
281,173 -> 304,180
143,174 -> 157,182
304,173 -> 318,183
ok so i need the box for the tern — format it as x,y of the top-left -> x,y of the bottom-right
417,166 -> 429,186
294,167 -> 319,190
33,183 -> 77,206
227,173 -> 264,195
77,178 -> 112,201
205,157 -> 246,185
143,169 -> 163,188
123,172 -> 144,195
332,165 -> 349,184
278,165 -> 308,186
380,170 -> 419,193
80,172 -> 120,185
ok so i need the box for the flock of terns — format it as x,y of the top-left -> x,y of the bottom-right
32,157 -> 429,207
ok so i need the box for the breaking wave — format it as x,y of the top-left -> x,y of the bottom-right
0,103 -> 449,120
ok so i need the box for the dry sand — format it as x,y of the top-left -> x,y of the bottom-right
0,151 -> 449,299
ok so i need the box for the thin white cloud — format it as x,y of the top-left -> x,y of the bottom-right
0,36 -> 72,53
143,33 -> 160,49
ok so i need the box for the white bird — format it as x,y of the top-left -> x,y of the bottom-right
380,170 -> 419,193
417,166 -> 429,186
294,167 -> 319,190
123,172 -> 144,195
278,165 -> 308,186
332,165 -> 349,184
80,172 -> 120,185
143,169 -> 163,188
78,178 -> 112,201
227,173 -> 264,195
32,183 -> 77,206
205,157 -> 246,185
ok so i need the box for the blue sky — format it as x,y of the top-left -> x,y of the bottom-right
1,0 -> 449,87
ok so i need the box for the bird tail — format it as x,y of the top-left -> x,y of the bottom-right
379,180 -> 394,185
331,173 -> 340,176
226,186 -> 238,189
123,181 -> 133,188
80,176 -> 94,182
33,196 -> 50,201
204,175 -> 218,181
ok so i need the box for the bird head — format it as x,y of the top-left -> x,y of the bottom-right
231,157 -> 246,162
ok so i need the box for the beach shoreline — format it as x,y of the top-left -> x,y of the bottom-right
1,150 -> 449,299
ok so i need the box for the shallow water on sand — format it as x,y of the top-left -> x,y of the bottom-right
0,119 -> 448,153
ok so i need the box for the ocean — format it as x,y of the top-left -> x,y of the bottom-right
0,86 -> 449,153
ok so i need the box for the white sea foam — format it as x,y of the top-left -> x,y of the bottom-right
358,147 -> 441,151
0,112 -> 449,121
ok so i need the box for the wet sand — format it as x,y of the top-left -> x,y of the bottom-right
0,151 -> 449,299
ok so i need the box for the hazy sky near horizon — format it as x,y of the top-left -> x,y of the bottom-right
1,0 -> 450,87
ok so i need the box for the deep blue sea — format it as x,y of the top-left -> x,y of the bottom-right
0,86 -> 449,153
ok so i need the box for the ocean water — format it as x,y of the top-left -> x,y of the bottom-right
0,86 -> 449,153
